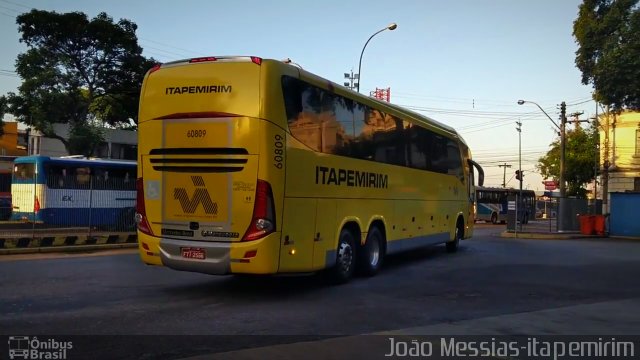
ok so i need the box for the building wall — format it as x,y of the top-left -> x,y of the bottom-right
0,122 -> 28,156
599,111 -> 640,213
28,123 -> 137,160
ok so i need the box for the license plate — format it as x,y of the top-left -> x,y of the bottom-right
181,247 -> 206,260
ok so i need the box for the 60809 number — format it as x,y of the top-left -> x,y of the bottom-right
274,134 -> 284,169
187,129 -> 207,138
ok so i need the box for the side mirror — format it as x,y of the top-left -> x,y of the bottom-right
468,159 -> 484,187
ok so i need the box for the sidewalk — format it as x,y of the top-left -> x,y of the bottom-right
497,218 -> 640,241
179,298 -> 640,360
500,219 -> 596,239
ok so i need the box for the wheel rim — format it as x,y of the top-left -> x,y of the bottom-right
338,241 -> 353,274
369,236 -> 380,267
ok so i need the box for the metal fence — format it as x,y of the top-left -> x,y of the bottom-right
1,173 -> 136,239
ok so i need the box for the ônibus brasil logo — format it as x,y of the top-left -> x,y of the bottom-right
8,336 -> 72,360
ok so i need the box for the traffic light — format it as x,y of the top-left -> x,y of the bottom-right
515,170 -> 523,181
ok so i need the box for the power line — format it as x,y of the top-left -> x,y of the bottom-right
0,0 -> 34,10
138,37 -> 203,57
0,4 -> 20,14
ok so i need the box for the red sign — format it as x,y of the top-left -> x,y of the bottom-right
543,180 -> 558,191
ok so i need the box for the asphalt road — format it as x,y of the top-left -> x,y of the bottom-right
1,224 -> 639,359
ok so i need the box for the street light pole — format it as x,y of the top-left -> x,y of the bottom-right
516,120 -> 522,230
356,23 -> 397,93
518,99 -> 567,231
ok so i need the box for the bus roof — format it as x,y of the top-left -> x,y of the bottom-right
13,155 -> 136,167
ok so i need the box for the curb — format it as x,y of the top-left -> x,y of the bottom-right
0,233 -> 137,254
499,231 -> 604,240
0,242 -> 138,255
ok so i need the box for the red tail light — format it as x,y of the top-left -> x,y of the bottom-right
148,64 -> 162,74
242,180 -> 275,241
189,57 -> 217,63
135,177 -> 153,236
34,196 -> 40,214
250,56 -> 262,65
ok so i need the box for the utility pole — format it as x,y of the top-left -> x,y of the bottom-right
592,111 -> 599,214
498,163 -> 512,188
602,105 -> 610,214
559,102 -> 567,199
569,111 -> 585,130
516,120 -> 523,230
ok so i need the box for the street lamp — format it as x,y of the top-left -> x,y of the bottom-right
356,23 -> 397,93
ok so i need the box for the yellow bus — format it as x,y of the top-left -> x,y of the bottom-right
135,55 -> 484,284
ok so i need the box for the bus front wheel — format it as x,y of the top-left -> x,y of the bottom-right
326,228 -> 356,284
446,220 -> 463,253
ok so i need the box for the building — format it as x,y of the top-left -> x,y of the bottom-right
25,123 -> 137,160
599,110 -> 640,213
0,121 -> 28,156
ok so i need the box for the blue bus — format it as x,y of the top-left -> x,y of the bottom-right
11,155 -> 137,229
475,186 -> 535,224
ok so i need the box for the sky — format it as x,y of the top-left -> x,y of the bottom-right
0,0 -> 598,192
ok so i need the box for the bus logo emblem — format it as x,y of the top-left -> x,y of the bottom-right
174,176 -> 218,214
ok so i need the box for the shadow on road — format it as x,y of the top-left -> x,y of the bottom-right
157,243 -> 464,302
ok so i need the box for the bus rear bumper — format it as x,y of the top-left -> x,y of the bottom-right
156,232 -> 282,275
159,238 -> 232,275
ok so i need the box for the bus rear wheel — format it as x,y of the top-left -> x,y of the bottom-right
491,213 -> 498,224
326,227 -> 356,284
357,226 -> 385,277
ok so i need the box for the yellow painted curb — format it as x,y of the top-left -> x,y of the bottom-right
0,233 -> 137,250
0,242 -> 138,255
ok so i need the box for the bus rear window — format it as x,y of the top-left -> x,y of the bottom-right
13,163 -> 35,181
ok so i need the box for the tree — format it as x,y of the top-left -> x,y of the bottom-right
5,10 -> 156,156
573,0 -> 640,111
0,95 -> 7,136
537,125 -> 599,198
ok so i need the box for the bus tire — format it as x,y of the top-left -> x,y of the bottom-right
357,226 -> 384,277
326,227 -> 356,284
491,213 -> 498,224
446,219 -> 463,253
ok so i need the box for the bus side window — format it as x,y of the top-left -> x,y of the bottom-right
75,167 -> 91,189
46,165 -> 67,189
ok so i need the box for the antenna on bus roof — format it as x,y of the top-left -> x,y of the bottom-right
282,58 -> 303,69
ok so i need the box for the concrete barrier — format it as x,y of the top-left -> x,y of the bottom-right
0,232 -> 137,255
